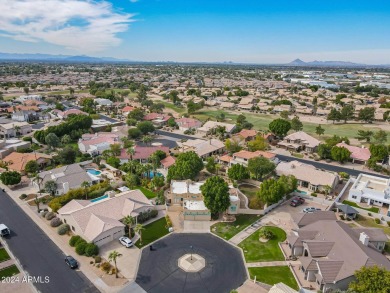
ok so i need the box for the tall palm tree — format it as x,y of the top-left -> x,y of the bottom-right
134,224 -> 145,244
122,215 -> 135,239
81,181 -> 90,200
108,250 -> 122,278
126,147 -> 135,163
144,163 -> 153,179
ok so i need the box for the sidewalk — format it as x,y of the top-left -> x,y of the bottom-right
246,260 -> 300,267
0,258 -> 15,270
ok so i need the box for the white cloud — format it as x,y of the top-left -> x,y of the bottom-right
0,0 -> 135,52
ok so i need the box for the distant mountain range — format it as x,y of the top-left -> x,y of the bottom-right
0,52 -> 130,62
286,58 -> 366,67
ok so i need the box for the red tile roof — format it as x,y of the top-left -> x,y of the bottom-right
160,156 -> 176,168
336,143 -> 371,162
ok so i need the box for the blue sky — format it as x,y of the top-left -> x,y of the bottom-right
0,0 -> 390,63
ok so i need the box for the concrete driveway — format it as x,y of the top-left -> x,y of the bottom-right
100,240 -> 141,281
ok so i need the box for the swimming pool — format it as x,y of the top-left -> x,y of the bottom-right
87,169 -> 102,176
90,194 -> 108,203
143,171 -> 163,179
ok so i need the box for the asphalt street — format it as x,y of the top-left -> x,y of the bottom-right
275,154 -> 387,179
155,130 -> 198,141
0,190 -> 98,293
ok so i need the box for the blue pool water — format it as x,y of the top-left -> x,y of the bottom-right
143,172 -> 163,179
87,169 -> 102,176
90,194 -> 108,203
295,190 -> 307,195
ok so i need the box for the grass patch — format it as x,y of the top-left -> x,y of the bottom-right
0,265 -> 20,278
291,152 -> 304,158
211,214 -> 260,240
239,184 -> 264,209
239,226 -> 286,262
248,266 -> 298,290
135,186 -> 156,199
160,101 -> 186,114
135,217 -> 169,248
355,215 -> 390,236
0,248 -> 11,262
342,200 -> 380,213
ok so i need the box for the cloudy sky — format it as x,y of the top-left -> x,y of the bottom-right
0,0 -> 390,64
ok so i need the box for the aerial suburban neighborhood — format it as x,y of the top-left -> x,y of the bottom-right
1,1 -> 390,293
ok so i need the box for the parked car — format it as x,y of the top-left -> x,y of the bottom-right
65,256 -> 78,269
0,224 -> 10,237
303,207 -> 321,213
119,236 -> 133,248
290,197 -> 305,207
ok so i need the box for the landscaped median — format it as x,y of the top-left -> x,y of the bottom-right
238,226 -> 286,262
211,214 -> 260,240
248,266 -> 299,290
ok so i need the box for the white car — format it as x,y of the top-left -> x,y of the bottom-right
0,224 -> 10,237
303,207 -> 321,213
119,236 -> 133,248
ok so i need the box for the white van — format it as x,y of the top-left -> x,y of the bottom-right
0,224 -> 10,237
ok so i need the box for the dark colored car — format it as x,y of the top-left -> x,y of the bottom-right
65,256 -> 78,269
290,197 -> 305,207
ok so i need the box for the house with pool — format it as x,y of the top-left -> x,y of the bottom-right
78,132 -> 120,156
57,189 -> 153,246
35,163 -> 100,195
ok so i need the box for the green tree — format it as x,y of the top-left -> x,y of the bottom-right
369,144 -> 389,161
269,119 -> 291,137
128,108 -> 145,121
358,107 -> 375,123
356,130 -> 374,142
257,178 -> 285,205
57,147 -> 77,164
125,173 -> 139,189
317,144 -> 332,159
128,128 -> 142,139
247,157 -> 276,180
200,176 -> 230,215
134,224 -> 145,244
167,151 -> 203,181
327,108 -> 342,123
225,138 -> 242,154
110,144 -> 122,156
205,157 -> 217,174
81,181 -> 90,200
349,265 -> 390,293
108,250 -> 122,278
248,135 -> 268,151
315,124 -> 325,136
44,180 -> 58,196
331,146 -> 351,163
106,157 -> 120,168
227,164 -> 250,181
340,104 -> 354,123
279,110 -> 289,119
167,117 -> 177,128
0,171 -> 22,186
122,215 -> 135,239
187,100 -> 203,114
45,133 -> 60,149
291,116 -> 303,131
61,134 -> 72,145
24,160 -> 39,174
137,121 -> 155,135
373,130 -> 388,144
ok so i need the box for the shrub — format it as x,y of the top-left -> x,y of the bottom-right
150,209 -> 158,218
45,212 -> 55,220
69,235 -> 81,247
340,215 -> 345,220
387,221 -> 390,227
311,193 -> 317,197
19,194 -> 27,200
41,210 -> 48,218
368,213 -> 372,217
50,217 -> 62,227
75,237 -> 86,246
100,262 -> 111,272
111,268 -> 117,275
259,228 -> 274,240
75,242 -> 88,255
94,256 -> 102,263
375,218 -> 380,224
84,243 -> 99,257
57,224 -> 70,235
165,215 -> 172,228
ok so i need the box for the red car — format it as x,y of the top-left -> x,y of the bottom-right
290,197 -> 305,207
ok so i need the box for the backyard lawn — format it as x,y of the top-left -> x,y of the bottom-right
239,226 -> 286,262
248,266 -> 299,290
354,215 -> 390,236
342,200 -> 380,213
135,186 -> 157,199
239,184 -> 264,209
135,217 -> 169,248
211,214 -> 260,240
0,265 -> 20,278
0,248 -> 10,262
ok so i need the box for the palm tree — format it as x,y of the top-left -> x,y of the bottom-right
134,224 -> 145,244
14,125 -> 21,137
81,181 -> 90,200
123,215 -> 135,239
108,250 -> 122,278
33,174 -> 43,212
144,163 -> 153,179
142,135 -> 153,146
126,147 -> 135,162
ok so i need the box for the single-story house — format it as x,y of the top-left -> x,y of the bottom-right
197,121 -> 236,135
2,152 -> 52,174
336,143 -> 371,164
177,139 -> 225,159
230,150 -> 277,166
175,118 -> 202,131
78,132 -> 120,156
119,145 -> 170,164
277,131 -> 320,153
233,129 -> 258,142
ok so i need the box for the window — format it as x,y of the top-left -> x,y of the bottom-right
352,195 -> 357,199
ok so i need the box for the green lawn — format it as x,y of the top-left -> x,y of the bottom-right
239,184 -> 264,209
211,214 -> 260,240
0,265 -> 20,278
135,186 -> 157,199
135,217 -> 169,248
342,200 -> 380,213
239,226 -> 286,262
248,266 -> 299,290
355,215 -> 390,236
160,101 -> 186,114
0,248 -> 10,262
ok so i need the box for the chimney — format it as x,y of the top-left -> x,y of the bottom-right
359,232 -> 370,246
